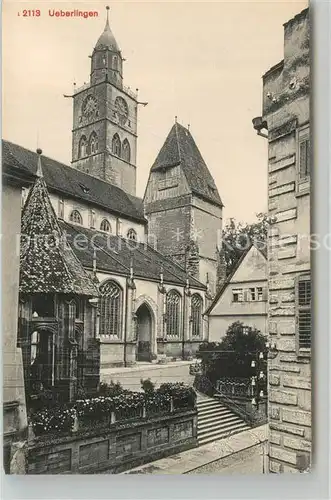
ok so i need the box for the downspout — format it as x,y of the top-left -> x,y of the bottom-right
182,286 -> 186,360
124,257 -> 134,367
123,282 -> 128,367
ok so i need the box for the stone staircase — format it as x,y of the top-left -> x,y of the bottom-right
197,396 -> 250,446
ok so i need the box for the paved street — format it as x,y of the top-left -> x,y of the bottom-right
186,443 -> 265,474
122,424 -> 268,475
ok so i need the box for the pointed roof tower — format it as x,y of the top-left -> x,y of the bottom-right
95,6 -> 119,51
151,121 -> 223,207
19,149 -> 99,296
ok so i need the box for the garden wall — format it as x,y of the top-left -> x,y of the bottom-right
27,409 -> 198,474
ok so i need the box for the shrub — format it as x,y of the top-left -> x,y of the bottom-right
30,406 -> 75,436
140,378 -> 155,394
158,383 -> 196,410
97,381 -> 125,397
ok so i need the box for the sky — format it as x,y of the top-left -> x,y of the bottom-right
3,0 -> 307,223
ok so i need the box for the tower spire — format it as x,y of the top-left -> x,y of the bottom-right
36,148 -> 43,178
106,5 -> 110,26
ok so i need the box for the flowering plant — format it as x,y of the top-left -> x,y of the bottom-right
158,383 -> 196,410
30,405 -> 75,436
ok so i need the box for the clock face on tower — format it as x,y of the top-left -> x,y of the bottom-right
115,96 -> 129,125
82,95 -> 98,121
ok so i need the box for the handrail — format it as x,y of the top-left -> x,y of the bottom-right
196,375 -> 253,424
214,386 -> 253,424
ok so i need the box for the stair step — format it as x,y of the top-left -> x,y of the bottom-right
198,412 -> 235,425
198,425 -> 249,446
197,400 -> 223,408
198,407 -> 232,418
198,414 -> 240,430
198,411 -> 234,423
198,420 -> 248,438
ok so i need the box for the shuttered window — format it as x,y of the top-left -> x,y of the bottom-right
297,275 -> 311,351
299,138 -> 310,180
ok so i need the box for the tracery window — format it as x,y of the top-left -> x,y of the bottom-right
69,210 -> 83,225
112,133 -> 121,157
127,228 -> 137,241
99,280 -> 122,337
78,135 -> 87,158
100,218 -> 112,233
122,139 -> 131,162
166,290 -> 181,337
191,294 -> 203,338
89,132 -> 98,155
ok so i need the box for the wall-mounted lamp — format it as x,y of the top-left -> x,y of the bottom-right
252,116 -> 268,139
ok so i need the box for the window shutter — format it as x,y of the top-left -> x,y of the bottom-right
262,287 -> 268,301
299,139 -> 310,179
297,276 -> 311,350
243,289 -> 249,302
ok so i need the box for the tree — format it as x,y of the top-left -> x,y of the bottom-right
197,322 -> 267,382
222,212 -> 269,276
219,321 -> 267,354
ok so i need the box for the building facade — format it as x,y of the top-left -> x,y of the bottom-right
71,9 -> 138,196
2,161 -> 35,473
2,7 -> 222,370
253,7 -> 311,473
207,245 -> 267,341
144,122 -> 223,295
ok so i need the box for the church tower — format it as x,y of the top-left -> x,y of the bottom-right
144,121 -> 223,295
71,7 -> 138,196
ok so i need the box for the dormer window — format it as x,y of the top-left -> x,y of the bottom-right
79,184 -> 90,194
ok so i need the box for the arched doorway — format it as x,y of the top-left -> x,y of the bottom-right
136,303 -> 153,362
29,328 -> 55,393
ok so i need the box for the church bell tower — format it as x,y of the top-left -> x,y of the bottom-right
71,6 -> 138,196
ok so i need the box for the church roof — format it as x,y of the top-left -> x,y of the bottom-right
150,122 -> 223,207
95,16 -> 119,52
2,140 -> 146,224
19,155 -> 99,296
59,221 -> 206,290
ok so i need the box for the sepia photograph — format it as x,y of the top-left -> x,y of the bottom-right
2,0 -> 311,475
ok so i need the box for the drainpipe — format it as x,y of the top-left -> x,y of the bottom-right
124,281 -> 128,368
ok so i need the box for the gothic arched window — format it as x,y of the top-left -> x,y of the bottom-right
99,280 -> 122,337
166,290 -> 181,337
78,135 -> 87,158
191,294 -> 203,338
100,218 -> 112,233
112,134 -> 121,157
89,132 -> 98,155
122,139 -> 131,163
127,228 -> 137,241
69,210 -> 83,225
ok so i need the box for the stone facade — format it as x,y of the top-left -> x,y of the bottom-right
2,180 -> 30,473
97,273 -> 207,366
71,19 -> 138,196
259,8 -> 311,473
27,408 -> 198,474
144,127 -> 223,296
